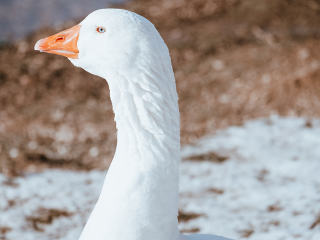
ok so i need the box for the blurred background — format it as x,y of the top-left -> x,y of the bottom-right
0,0 -> 320,239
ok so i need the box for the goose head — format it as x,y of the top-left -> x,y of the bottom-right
34,9 -> 179,169
34,9 -> 165,80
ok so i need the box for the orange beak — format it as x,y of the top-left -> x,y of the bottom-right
34,25 -> 81,59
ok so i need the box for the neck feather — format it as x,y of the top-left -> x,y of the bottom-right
111,64 -> 180,171
80,54 -> 182,240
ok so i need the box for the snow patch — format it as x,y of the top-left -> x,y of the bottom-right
1,116 -> 320,239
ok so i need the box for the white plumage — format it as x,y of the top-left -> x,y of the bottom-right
35,9 -> 233,240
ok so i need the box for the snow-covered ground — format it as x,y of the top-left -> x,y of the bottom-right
1,116 -> 320,240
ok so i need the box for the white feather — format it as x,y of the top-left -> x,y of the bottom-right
66,8 -> 233,240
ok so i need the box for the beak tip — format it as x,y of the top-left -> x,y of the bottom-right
34,39 -> 43,51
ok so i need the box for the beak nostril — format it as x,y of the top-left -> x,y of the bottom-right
55,36 -> 65,42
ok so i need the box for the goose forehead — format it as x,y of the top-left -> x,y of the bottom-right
82,9 -> 149,28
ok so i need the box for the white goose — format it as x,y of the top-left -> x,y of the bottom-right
35,9 -> 233,240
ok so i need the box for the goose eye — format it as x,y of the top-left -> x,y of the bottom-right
96,27 -> 106,33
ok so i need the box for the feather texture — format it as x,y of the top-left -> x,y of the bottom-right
43,8 -> 233,240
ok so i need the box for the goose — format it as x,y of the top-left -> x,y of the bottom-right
34,9 -> 233,240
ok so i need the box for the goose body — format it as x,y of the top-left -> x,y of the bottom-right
35,9 -> 233,240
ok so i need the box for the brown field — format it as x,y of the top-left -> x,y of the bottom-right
1,0 -> 320,176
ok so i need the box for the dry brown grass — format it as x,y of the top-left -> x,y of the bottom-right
178,210 -> 202,222
1,0 -> 320,176
26,208 -> 73,232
